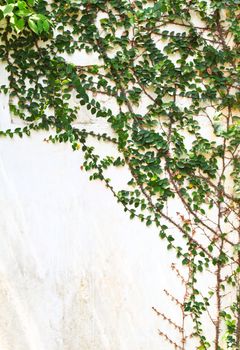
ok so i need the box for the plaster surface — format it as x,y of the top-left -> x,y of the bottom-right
0,133 -> 190,350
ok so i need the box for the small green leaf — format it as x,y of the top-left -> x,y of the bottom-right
17,1 -> 27,10
42,19 -> 49,32
27,0 -> 35,5
16,8 -> 31,17
28,18 -> 38,33
15,16 -> 25,30
3,4 -> 15,16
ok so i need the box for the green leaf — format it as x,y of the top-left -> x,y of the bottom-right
13,16 -> 25,30
146,219 -> 152,226
28,18 -> 38,33
42,19 -> 49,32
36,19 -> 43,33
16,8 -> 31,17
73,77 -> 89,103
3,4 -> 14,16
208,245 -> 213,252
17,1 -> 27,10
27,0 -> 35,5
182,258 -> 189,265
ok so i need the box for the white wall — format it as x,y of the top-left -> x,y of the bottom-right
0,132 -> 189,350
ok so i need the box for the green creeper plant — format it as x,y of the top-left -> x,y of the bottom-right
0,0 -> 240,349
0,0 -> 50,33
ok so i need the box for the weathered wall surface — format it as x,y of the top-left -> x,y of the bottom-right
0,53 -> 214,349
0,132 -> 185,350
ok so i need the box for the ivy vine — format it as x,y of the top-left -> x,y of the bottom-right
0,0 -> 240,349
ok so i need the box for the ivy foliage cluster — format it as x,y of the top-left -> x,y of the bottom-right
0,0 -> 240,349
0,0 -> 50,33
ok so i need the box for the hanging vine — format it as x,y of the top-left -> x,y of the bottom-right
0,0 -> 240,349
